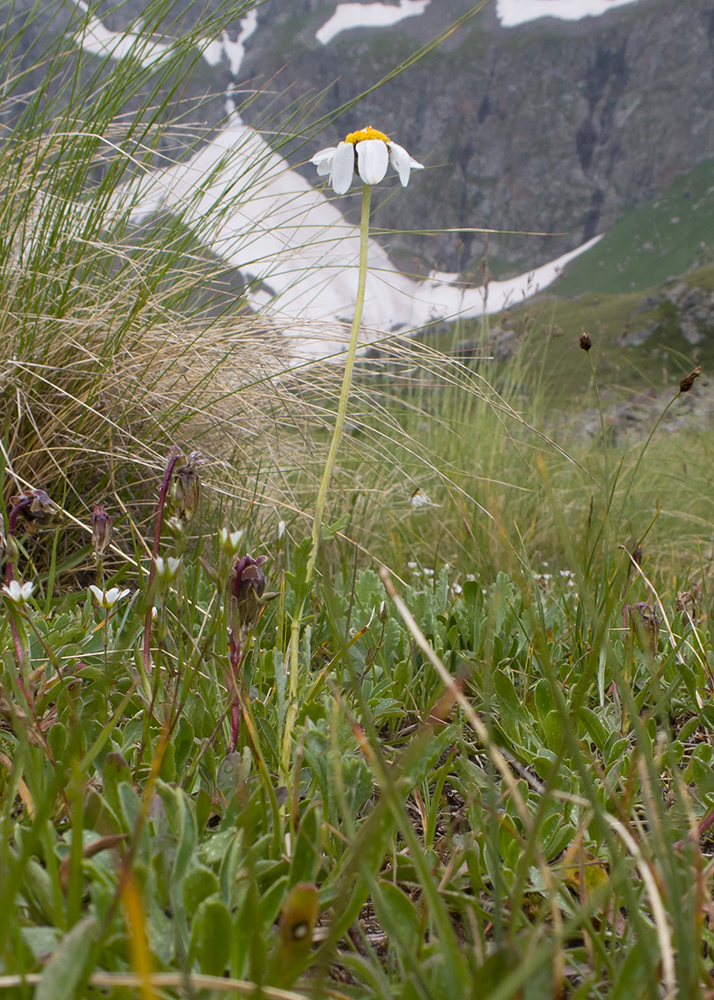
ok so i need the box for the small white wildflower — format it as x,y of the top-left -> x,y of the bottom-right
409,487 -> 441,509
452,583 -> 463,595
423,567 -> 435,577
89,585 -> 131,609
407,561 -> 418,570
312,125 -> 424,195
2,579 -> 34,604
277,520 -> 286,541
219,527 -> 244,555
154,555 -> 181,581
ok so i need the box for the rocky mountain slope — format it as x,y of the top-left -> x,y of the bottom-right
7,0 -> 713,291
237,0 -> 714,279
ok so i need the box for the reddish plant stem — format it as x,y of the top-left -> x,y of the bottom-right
142,449 -> 181,675
229,631 -> 242,752
674,809 -> 714,852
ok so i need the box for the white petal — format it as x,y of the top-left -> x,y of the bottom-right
329,141 -> 355,194
310,146 -> 336,177
89,584 -> 104,602
389,142 -> 423,186
356,139 -> 388,186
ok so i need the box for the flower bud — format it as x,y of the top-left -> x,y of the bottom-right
154,555 -> 181,581
231,554 -> 268,632
220,527 -> 244,556
90,504 -> 113,557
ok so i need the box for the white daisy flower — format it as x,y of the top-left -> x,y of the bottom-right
409,487 -> 439,509
2,579 -> 34,604
89,585 -> 131,609
311,125 -> 424,195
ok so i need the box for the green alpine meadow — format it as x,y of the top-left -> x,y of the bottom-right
1,2 -> 713,998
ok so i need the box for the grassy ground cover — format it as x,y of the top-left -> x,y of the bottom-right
4,2 -> 714,998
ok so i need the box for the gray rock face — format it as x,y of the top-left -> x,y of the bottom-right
9,0 -> 714,286
237,0 -> 714,278
626,277 -> 714,345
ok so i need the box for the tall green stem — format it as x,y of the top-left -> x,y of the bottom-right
307,182 -> 372,581
282,184 -> 372,783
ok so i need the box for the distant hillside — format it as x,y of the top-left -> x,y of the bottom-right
555,160 -> 714,296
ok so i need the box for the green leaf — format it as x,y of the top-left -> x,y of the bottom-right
190,897 -> 232,977
372,881 -> 421,956
611,944 -> 648,1000
183,864 -> 219,919
579,706 -> 608,752
34,916 -> 96,1000
533,679 -> 554,724
101,753 -> 131,821
289,800 -> 322,887
691,755 -> 714,800
543,709 -> 563,752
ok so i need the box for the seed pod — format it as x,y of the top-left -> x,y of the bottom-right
167,451 -> 203,523
90,504 -> 113,557
679,366 -> 701,393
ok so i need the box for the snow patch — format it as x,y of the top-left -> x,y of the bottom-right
70,2 -> 603,361
199,9 -> 258,78
108,117 -> 601,359
497,0 -> 645,28
316,0 -> 430,45
72,0 -> 173,67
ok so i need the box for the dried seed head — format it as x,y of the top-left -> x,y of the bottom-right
167,451 -> 203,524
579,329 -> 592,352
90,504 -> 113,557
626,601 -> 660,656
679,366 -> 701,393
9,488 -> 62,533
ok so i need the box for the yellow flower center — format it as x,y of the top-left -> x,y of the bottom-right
345,126 -> 391,145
